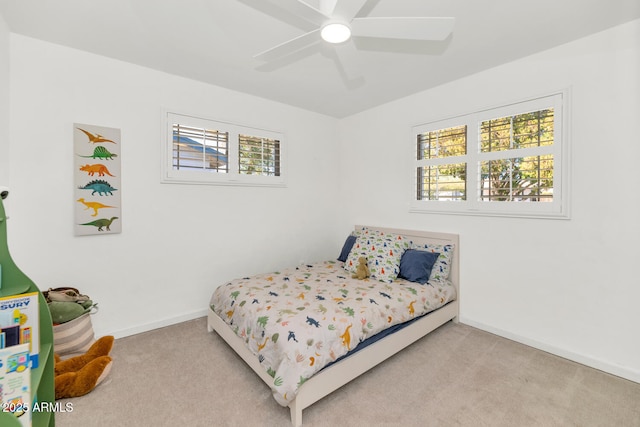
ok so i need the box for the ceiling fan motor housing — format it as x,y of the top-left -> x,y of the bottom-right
321,22 -> 351,43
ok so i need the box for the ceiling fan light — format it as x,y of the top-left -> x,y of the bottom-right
321,23 -> 351,44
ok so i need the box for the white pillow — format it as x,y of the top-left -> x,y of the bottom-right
345,230 -> 411,283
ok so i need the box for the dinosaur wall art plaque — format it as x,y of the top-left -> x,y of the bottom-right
73,123 -> 121,236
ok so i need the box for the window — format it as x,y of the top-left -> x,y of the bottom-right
172,124 -> 229,173
163,112 -> 285,186
238,134 -> 281,177
411,92 -> 568,218
416,125 -> 467,201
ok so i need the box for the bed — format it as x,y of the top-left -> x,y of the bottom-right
208,225 -> 459,426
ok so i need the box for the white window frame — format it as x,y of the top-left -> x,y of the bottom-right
162,111 -> 286,187
410,91 -> 570,219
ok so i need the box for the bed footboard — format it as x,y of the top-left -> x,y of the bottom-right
287,299 -> 458,426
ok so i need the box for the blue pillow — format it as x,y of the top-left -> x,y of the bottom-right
398,249 -> 440,284
338,235 -> 357,262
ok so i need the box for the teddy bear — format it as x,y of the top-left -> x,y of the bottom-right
54,335 -> 114,400
352,256 -> 370,280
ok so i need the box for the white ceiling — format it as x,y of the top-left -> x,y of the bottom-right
1,0 -> 639,118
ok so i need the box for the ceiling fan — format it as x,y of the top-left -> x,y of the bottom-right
245,0 -> 455,67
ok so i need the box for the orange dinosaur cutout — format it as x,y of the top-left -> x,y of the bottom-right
257,337 -> 269,351
340,324 -> 353,350
79,164 -> 115,177
76,198 -> 116,217
77,127 -> 116,144
408,300 -> 416,316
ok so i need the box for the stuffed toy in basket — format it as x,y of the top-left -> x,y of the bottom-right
44,287 -> 97,357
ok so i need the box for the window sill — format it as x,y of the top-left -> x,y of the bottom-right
409,203 -> 570,220
161,175 -> 286,188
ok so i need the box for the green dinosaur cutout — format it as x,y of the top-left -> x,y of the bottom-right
79,216 -> 118,231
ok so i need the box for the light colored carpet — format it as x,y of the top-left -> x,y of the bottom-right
55,317 -> 640,427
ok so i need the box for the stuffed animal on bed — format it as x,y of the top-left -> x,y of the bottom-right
54,335 -> 114,399
352,256 -> 370,280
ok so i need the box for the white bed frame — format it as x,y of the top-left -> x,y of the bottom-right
207,225 -> 460,426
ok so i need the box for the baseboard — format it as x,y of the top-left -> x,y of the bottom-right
460,316 -> 640,384
109,308 -> 208,339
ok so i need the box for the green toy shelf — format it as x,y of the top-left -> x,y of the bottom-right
0,198 -> 55,426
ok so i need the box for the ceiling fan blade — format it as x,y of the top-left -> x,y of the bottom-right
331,0 -> 369,21
351,17 -> 455,41
254,29 -> 321,62
265,0 -> 330,26
332,39 -> 360,80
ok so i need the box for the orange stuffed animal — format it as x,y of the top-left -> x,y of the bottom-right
351,256 -> 370,280
54,335 -> 114,399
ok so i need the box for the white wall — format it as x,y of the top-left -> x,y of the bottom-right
338,20 -> 640,382
0,14 -> 9,187
7,35 -> 342,338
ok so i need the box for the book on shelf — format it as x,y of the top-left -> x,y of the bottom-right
0,292 -> 40,369
0,342 -> 31,426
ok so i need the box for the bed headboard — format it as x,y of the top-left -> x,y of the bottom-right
355,225 -> 460,296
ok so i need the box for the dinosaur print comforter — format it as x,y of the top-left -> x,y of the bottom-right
209,260 -> 456,406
